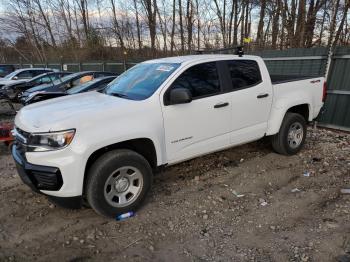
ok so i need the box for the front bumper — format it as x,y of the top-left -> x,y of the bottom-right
12,144 -> 63,191
12,144 -> 83,208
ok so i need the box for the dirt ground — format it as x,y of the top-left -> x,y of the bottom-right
0,102 -> 349,262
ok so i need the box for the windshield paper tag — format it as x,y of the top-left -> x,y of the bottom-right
156,65 -> 174,72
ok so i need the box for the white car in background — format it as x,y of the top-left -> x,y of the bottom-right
0,68 -> 56,88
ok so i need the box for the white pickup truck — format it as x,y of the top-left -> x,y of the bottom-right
12,54 -> 326,217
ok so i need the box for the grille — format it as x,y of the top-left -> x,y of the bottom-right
14,127 -> 30,159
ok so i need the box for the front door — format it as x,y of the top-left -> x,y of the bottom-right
161,62 -> 232,163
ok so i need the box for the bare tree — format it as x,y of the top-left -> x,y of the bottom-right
141,0 -> 157,56
256,0 -> 266,48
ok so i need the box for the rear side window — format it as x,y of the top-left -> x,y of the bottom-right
16,71 -> 34,79
227,60 -> 262,90
170,62 -> 220,99
32,70 -> 47,77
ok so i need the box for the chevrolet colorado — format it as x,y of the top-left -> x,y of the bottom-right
11,54 -> 326,218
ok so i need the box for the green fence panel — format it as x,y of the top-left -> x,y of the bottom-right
319,94 -> 350,129
47,64 -> 62,70
264,59 -> 327,76
318,46 -> 350,130
81,63 -> 103,71
250,47 -> 328,76
64,64 -> 80,72
105,63 -> 125,74
250,47 -> 328,57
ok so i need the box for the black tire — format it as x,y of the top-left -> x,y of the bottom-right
86,149 -> 153,218
271,112 -> 307,155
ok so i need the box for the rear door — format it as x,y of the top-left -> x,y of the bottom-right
225,60 -> 273,144
161,61 -> 232,163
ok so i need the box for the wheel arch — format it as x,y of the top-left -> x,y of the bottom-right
267,103 -> 311,136
83,138 -> 158,195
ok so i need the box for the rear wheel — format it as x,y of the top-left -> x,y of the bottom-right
271,112 -> 307,155
86,149 -> 153,218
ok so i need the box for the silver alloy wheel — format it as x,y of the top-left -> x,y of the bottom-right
287,122 -> 304,149
104,166 -> 144,207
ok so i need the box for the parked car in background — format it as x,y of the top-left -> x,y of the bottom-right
0,68 -> 56,88
20,71 -> 117,102
0,64 -> 16,78
23,76 -> 116,105
1,72 -> 71,102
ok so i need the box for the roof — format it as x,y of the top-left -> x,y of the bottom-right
144,54 -> 260,65
14,68 -> 54,72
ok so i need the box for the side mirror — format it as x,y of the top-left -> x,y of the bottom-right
12,76 -> 18,80
169,88 -> 192,105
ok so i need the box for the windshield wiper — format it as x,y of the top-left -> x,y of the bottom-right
108,92 -> 130,99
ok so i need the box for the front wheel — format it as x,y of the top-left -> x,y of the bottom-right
271,112 -> 307,155
86,149 -> 153,218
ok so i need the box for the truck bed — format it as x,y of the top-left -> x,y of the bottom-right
271,75 -> 325,123
270,74 -> 321,84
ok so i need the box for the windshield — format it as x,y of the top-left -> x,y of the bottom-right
3,70 -> 19,79
104,63 -> 180,100
51,72 -> 82,85
67,78 -> 101,94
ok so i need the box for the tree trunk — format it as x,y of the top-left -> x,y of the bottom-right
186,0 -> 194,52
280,0 -> 286,49
133,0 -> 142,51
271,0 -> 281,49
195,0 -> 200,50
213,0 -> 227,47
170,0 -> 176,54
318,1 -> 327,46
233,0 -> 239,46
240,2 -> 245,45
141,0 -> 157,56
110,0 -> 125,50
78,0 -> 89,41
294,0 -> 306,47
178,0 -> 185,53
256,0 -> 266,48
333,0 -> 350,46
327,0 -> 341,47
304,0 -> 324,47
34,0 -> 57,48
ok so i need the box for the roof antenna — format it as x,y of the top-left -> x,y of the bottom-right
234,46 -> 244,57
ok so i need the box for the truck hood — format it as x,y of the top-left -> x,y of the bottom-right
15,91 -> 135,132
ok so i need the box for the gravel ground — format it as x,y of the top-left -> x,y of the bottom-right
0,103 -> 349,262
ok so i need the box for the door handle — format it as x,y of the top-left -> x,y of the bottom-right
257,93 -> 269,99
214,102 -> 229,108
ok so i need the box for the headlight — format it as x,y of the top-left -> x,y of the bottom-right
27,129 -> 75,152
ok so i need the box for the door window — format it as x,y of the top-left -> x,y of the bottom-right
33,70 -> 49,77
16,71 -> 33,79
40,75 -> 52,84
33,75 -> 51,85
226,60 -> 262,90
168,62 -> 221,100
